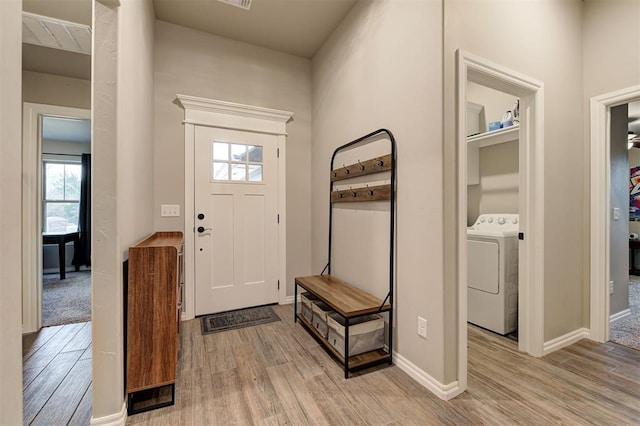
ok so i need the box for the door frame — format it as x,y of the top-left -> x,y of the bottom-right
456,50 -> 545,391
22,102 -> 91,333
589,85 -> 640,343
175,95 -> 293,320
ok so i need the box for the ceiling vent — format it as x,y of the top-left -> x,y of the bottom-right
22,12 -> 91,55
217,0 -> 252,10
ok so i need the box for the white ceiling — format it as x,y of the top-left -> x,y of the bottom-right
22,0 -> 355,79
22,0 -> 92,79
42,116 -> 91,144
152,0 -> 357,59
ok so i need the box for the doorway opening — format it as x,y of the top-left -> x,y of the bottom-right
41,115 -> 92,327
456,50 -> 545,392
23,104 -> 92,332
590,85 -> 640,349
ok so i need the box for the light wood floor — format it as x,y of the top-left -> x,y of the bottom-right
22,321 -> 92,425
127,304 -> 640,425
23,305 -> 640,425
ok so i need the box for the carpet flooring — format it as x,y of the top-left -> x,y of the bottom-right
200,305 -> 280,334
609,276 -> 640,351
42,270 -> 91,327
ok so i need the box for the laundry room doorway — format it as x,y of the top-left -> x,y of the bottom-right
456,50 -> 545,392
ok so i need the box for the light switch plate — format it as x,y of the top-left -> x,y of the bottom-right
160,204 -> 180,217
613,207 -> 620,221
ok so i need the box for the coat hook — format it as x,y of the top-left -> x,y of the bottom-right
337,190 -> 344,199
350,186 -> 357,197
357,160 -> 365,171
343,164 -> 350,174
376,158 -> 384,167
332,171 -> 337,177
366,184 -> 374,196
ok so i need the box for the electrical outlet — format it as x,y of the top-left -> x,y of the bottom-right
418,316 -> 427,339
160,204 -> 180,217
609,280 -> 614,294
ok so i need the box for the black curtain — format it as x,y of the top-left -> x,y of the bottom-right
75,153 -> 91,267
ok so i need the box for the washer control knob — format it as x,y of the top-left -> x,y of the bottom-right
487,218 -> 493,223
498,218 -> 506,225
512,218 -> 518,224
479,218 -> 485,223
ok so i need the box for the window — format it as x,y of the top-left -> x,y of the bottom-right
212,142 -> 263,182
43,161 -> 81,233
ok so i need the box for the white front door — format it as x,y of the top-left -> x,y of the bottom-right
194,126 -> 279,315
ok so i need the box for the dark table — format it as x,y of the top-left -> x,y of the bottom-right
43,231 -> 80,280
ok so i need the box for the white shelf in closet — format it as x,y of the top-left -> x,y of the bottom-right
467,125 -> 519,148
466,125 -> 519,185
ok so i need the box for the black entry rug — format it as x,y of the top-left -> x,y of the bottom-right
200,305 -> 280,334
610,278 -> 640,351
42,270 -> 91,327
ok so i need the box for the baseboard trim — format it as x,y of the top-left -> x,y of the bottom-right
543,327 -> 590,355
393,351 -> 463,400
610,308 -> 631,323
284,295 -> 300,305
90,402 -> 127,426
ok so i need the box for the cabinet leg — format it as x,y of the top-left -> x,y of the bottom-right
294,283 -> 298,323
344,317 -> 349,379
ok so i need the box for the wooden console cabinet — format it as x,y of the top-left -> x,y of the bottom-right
125,231 -> 183,415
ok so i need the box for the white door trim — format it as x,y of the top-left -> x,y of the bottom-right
456,50 -> 545,391
175,95 -> 292,320
22,102 -> 91,333
589,85 -> 640,343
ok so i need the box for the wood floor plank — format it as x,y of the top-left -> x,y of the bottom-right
61,321 -> 92,353
209,368 -> 254,425
232,340 -> 286,423
31,358 -> 92,426
23,350 -> 84,424
265,361 -> 329,425
23,322 -> 86,371
68,382 -> 93,426
23,324 -> 64,360
80,342 -> 92,360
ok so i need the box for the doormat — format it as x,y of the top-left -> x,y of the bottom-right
200,305 -> 280,335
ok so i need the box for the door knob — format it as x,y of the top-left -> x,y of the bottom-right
197,226 -> 212,233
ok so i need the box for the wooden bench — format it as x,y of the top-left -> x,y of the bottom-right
294,274 -> 391,377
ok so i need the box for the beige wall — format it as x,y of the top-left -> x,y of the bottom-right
610,104 -> 630,315
0,0 -> 24,423
91,0 -> 156,420
444,0 -> 585,348
22,70 -> 91,109
467,82 -> 515,132
313,0 -> 445,382
467,140 -> 519,226
153,20 -> 312,299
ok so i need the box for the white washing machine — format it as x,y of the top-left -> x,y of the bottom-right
467,214 -> 519,335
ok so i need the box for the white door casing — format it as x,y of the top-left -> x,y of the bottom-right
175,95 -> 292,320
590,85 -> 640,343
456,50 -> 545,393
194,127 -> 278,315
22,102 -> 91,334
